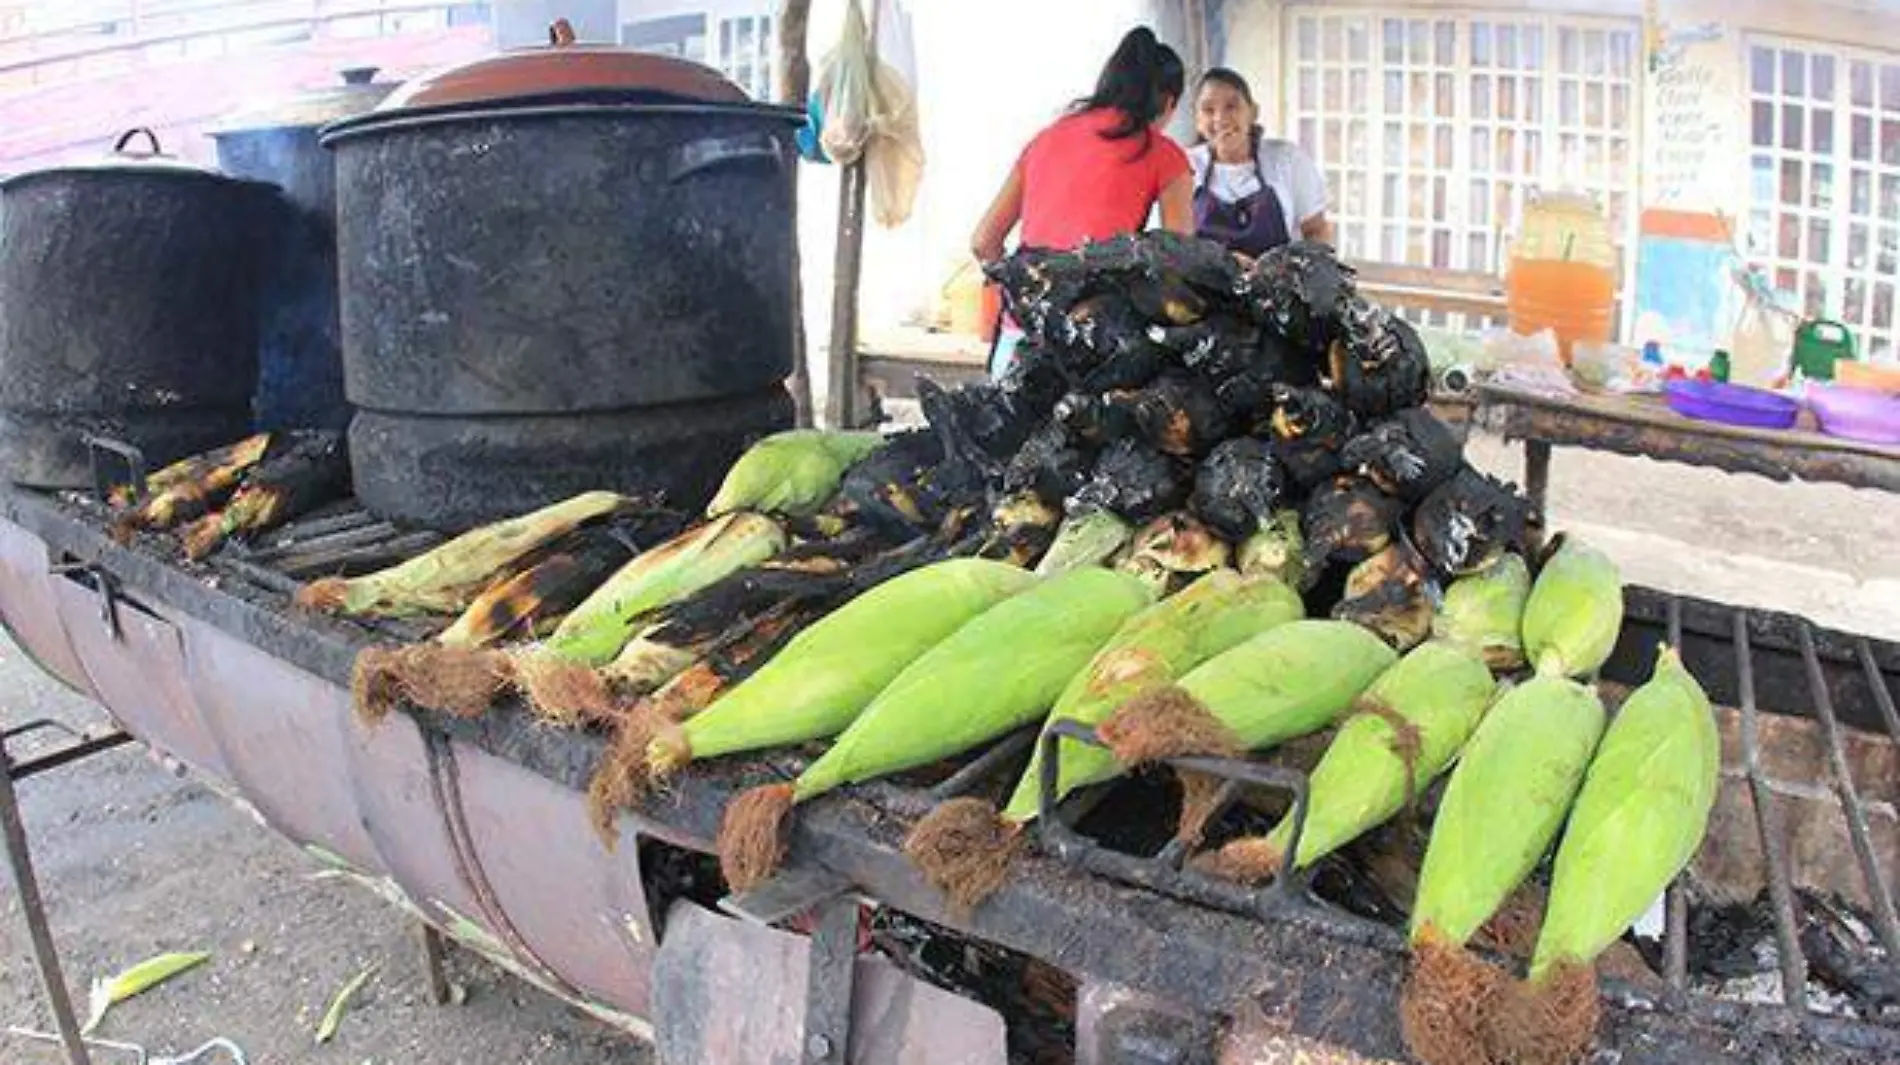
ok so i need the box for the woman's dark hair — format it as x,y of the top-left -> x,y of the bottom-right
1193,67 -> 1264,155
1074,28 -> 1186,147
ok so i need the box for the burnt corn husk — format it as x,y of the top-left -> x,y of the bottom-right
1071,439 -> 1191,524
438,525 -> 639,648
1268,384 -> 1355,489
1412,466 -> 1534,577
1302,475 -> 1405,575
1340,408 -> 1464,503
181,430 -> 350,559
1190,438 -> 1286,541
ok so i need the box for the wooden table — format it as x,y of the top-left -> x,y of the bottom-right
1470,383 -> 1900,526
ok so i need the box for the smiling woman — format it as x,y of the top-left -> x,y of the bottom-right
1188,66 -> 1332,258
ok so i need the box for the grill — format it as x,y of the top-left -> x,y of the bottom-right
14,481 -> 1900,1063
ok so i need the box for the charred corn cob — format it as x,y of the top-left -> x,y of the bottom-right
720,566 -> 1153,893
115,432 -> 273,532
706,429 -> 886,518
1522,536 -> 1623,679
296,491 -> 632,618
1237,508 -> 1305,589
1432,553 -> 1532,671
1410,675 -> 1607,949
437,526 -> 638,648
112,433 -> 270,508
538,513 -> 786,666
1203,643 -> 1495,882
180,431 -> 349,560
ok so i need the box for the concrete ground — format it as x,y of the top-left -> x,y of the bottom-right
0,427 -> 1894,1064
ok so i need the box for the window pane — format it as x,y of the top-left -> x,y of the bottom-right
1499,76 -> 1517,121
1813,109 -> 1835,156
1851,61 -> 1875,107
1433,230 -> 1453,268
1753,47 -> 1778,94
1298,16 -> 1318,57
1471,22 -> 1492,67
1609,31 -> 1635,76
1472,75 -> 1493,119
1779,217 -> 1801,259
1562,81 -> 1581,126
1325,69 -> 1344,110
1349,120 -> 1369,165
1499,25 -> 1518,69
1561,28 -> 1581,74
1471,127 -> 1492,169
1385,71 -> 1404,111
1468,232 -> 1489,270
1584,30 -> 1606,76
1383,19 -> 1405,64
1301,69 -> 1318,109
1436,21 -> 1456,66
1782,160 -> 1804,205
1524,27 -> 1544,71
1409,20 -> 1431,64
1385,123 -> 1404,166
1438,74 -> 1456,118
1471,180 -> 1491,225
1348,21 -> 1369,62
1323,18 -> 1343,62
1782,104 -> 1803,151
1884,65 -> 1900,109
1883,174 -> 1900,218
1437,126 -> 1454,168
1810,218 -> 1833,264
1586,83 -> 1604,128
1855,114 -> 1875,161
1852,170 -> 1873,215
1350,69 -> 1370,111
1753,101 -> 1775,147
1886,119 -> 1900,166
1814,55 -> 1837,102
1526,78 -> 1543,123
1782,50 -> 1806,97
1325,122 -> 1344,164
1612,85 -> 1632,127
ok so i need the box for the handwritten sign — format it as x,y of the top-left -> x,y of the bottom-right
1647,23 -> 1730,208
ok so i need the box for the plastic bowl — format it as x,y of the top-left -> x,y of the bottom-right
1807,384 -> 1900,445
1663,380 -> 1801,430
1836,359 -> 1900,395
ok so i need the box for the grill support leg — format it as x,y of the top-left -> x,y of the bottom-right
0,737 -> 94,1065
1523,438 -> 1552,552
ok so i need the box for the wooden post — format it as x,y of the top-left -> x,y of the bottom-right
822,1 -> 877,430
778,0 -> 817,428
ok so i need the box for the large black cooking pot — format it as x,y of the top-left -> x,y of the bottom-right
212,68 -> 396,432
0,129 -> 271,488
319,40 -> 803,530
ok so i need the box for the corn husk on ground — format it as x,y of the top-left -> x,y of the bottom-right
705,429 -> 886,518
1198,641 -> 1496,885
302,490 -> 632,618
904,569 -> 1304,910
719,566 -> 1154,894
1486,648 -> 1719,1065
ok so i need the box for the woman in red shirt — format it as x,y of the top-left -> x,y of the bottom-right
971,28 -> 1195,374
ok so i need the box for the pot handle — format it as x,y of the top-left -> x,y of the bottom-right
667,132 -> 786,184
113,127 -> 163,157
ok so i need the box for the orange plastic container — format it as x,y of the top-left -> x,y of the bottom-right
1506,192 -> 1618,365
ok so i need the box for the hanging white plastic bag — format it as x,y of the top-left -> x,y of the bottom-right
863,0 -> 924,226
815,0 -> 876,166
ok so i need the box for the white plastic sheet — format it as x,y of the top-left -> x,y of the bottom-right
810,0 -> 925,226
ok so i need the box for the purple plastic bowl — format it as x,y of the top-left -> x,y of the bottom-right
1664,380 -> 1802,430
1808,384 -> 1900,445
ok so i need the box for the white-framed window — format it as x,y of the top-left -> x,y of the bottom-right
623,13 -> 708,65
1284,5 -> 1642,332
1746,37 -> 1900,361
717,14 -> 774,101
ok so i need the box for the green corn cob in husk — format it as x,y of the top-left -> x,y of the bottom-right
1034,509 -> 1135,576
720,567 -> 1153,893
1237,508 -> 1306,588
1433,553 -> 1532,671
706,429 -> 886,518
1202,642 -> 1496,882
906,569 -> 1302,911
1483,648 -> 1718,1065
1522,536 -> 1623,680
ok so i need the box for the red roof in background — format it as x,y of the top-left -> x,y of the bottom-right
0,26 -> 494,174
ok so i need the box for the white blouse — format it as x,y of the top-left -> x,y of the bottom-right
1188,138 -> 1330,239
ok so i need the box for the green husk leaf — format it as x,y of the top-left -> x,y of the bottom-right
83,950 -> 212,1034
1034,509 -> 1135,577
540,512 -> 786,666
1237,509 -> 1306,588
1530,647 -> 1719,978
1175,619 -> 1397,751
1001,570 -> 1304,822
315,964 -> 378,1044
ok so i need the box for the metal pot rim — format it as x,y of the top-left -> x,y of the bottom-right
317,97 -> 803,148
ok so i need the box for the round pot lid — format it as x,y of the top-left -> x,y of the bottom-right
373,20 -> 754,113
214,68 -> 398,134
0,128 -> 249,189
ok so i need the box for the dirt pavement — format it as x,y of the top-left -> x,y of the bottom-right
0,426 -> 1895,1064
0,644 -> 651,1065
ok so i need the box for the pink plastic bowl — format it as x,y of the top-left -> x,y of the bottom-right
1808,384 -> 1900,445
